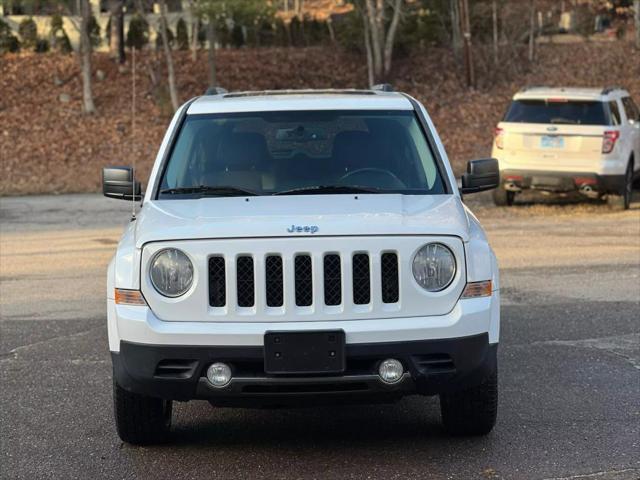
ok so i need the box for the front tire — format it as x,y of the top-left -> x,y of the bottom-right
440,370 -> 498,436
492,187 -> 515,206
607,160 -> 633,210
113,378 -> 172,445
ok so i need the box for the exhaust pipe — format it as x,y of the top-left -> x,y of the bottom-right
504,182 -> 521,192
579,184 -> 599,199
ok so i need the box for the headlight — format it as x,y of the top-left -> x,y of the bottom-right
150,248 -> 194,297
412,243 -> 456,292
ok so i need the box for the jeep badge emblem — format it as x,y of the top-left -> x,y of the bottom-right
287,225 -> 319,234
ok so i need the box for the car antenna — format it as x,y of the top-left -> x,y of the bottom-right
130,46 -> 137,222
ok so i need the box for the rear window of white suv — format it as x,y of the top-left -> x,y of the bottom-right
504,99 -> 608,125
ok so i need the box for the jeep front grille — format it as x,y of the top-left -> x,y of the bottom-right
208,251 -> 399,311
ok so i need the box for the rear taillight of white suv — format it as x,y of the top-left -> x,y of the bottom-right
494,127 -> 504,149
602,130 -> 620,154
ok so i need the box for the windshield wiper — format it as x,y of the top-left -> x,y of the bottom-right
273,185 -> 382,196
160,185 -> 259,197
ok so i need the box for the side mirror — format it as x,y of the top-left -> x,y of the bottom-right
460,158 -> 500,194
102,166 -> 142,201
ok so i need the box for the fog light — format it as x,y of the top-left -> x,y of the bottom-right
378,359 -> 404,384
206,362 -> 232,387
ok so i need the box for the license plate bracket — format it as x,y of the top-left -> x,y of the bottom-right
264,330 -> 345,375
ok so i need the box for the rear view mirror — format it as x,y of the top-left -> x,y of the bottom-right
102,166 -> 142,201
460,158 -> 499,194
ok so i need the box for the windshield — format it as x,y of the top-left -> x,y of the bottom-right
157,110 -> 446,198
504,100 -> 608,125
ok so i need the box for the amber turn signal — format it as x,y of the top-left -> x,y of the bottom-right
461,280 -> 492,298
115,289 -> 147,306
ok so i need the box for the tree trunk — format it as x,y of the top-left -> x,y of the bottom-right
450,0 -> 461,59
361,9 -> 374,87
159,0 -> 180,111
459,0 -> 474,89
635,0 -> 640,48
383,0 -> 402,76
326,17 -> 335,44
79,0 -> 96,114
492,0 -> 498,65
207,20 -> 217,88
528,0 -> 535,62
189,0 -> 198,62
365,0 -> 383,81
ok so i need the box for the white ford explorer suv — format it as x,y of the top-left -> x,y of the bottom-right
492,86 -> 640,209
104,87 -> 501,445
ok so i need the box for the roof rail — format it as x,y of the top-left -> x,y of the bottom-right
371,83 -> 394,92
204,86 -> 228,96
519,85 -> 548,92
601,85 -> 623,95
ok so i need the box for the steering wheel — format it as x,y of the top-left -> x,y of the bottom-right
339,168 -> 406,189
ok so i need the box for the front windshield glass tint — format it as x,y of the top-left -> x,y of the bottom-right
504,100 -> 608,125
158,110 -> 445,197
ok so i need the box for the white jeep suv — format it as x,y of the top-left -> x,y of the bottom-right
492,86 -> 639,208
104,87 -> 501,444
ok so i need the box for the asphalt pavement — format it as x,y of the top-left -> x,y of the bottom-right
1,193 -> 639,480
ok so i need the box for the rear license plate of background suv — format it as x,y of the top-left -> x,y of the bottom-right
264,331 -> 345,375
540,136 -> 564,148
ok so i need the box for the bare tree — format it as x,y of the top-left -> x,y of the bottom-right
450,0 -> 461,59
528,0 -> 535,62
459,0 -> 474,89
360,7 -> 374,87
492,0 -> 498,65
635,0 -> 640,48
188,0 -> 199,61
108,0 -> 125,63
158,0 -> 180,111
358,0 -> 403,83
206,20 -> 217,87
79,0 -> 96,113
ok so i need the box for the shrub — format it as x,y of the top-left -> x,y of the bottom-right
87,14 -> 101,47
126,14 -> 149,49
35,38 -> 50,53
18,17 -> 38,50
176,17 -> 189,50
50,14 -> 72,54
0,17 -> 20,53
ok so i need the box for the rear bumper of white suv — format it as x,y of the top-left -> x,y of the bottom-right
109,293 -> 499,405
499,168 -> 626,195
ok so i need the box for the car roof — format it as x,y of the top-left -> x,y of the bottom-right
187,89 -> 414,114
513,86 -> 629,102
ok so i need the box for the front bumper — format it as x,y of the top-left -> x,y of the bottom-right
501,169 -> 625,195
112,334 -> 497,406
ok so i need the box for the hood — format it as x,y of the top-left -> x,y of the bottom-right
134,194 -> 470,248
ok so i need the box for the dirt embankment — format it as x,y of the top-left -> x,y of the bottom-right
1,42 -> 639,195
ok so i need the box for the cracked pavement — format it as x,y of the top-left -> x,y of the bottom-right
0,193 -> 639,480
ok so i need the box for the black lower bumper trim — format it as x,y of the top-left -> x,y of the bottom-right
501,169 -> 625,194
112,334 -> 497,405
